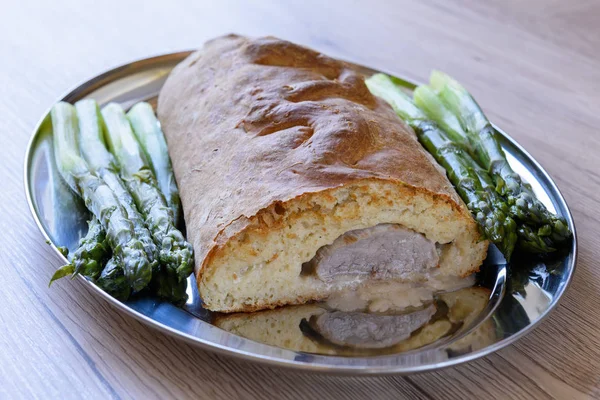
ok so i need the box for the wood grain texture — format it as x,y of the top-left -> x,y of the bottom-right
1,0 -> 599,398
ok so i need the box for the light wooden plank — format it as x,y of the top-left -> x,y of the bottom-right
1,0 -> 598,398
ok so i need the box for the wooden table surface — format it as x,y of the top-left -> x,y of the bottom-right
2,0 -> 599,398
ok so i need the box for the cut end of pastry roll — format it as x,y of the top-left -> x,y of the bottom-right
200,179 -> 487,312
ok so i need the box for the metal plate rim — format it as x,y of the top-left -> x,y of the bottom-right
23,51 -> 578,375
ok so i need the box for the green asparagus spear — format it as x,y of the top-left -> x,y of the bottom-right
127,102 -> 189,304
428,71 -> 571,243
49,217 -> 108,285
458,155 -> 555,253
101,103 -> 193,281
127,102 -> 181,224
366,73 -> 425,121
70,217 -> 108,278
459,161 -> 516,248
75,99 -> 159,271
412,93 -> 548,255
459,153 -> 533,255
414,119 -> 517,259
96,256 -> 131,300
413,85 -> 471,150
366,74 -> 518,259
51,102 -> 152,292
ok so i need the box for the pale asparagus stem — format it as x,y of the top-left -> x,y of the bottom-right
75,99 -> 159,271
101,103 -> 193,282
127,102 -> 181,223
76,99 -> 187,303
413,85 -> 471,151
51,102 -> 152,291
126,102 -> 189,304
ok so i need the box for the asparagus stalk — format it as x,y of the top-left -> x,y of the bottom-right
414,119 -> 517,259
126,102 -> 189,304
127,102 -> 181,224
75,99 -> 159,271
458,154 -> 555,253
458,154 -> 519,255
70,217 -> 108,277
51,102 -> 152,292
101,103 -> 193,281
413,85 -> 471,150
49,217 -> 108,285
458,153 -> 550,254
366,74 -> 518,259
366,73 -> 424,121
428,71 -> 571,243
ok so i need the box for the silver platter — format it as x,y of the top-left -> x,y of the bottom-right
24,51 -> 577,374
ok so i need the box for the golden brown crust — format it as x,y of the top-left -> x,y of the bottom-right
158,35 -> 480,293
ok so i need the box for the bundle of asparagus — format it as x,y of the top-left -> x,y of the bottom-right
49,100 -> 192,304
365,73 -> 571,261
